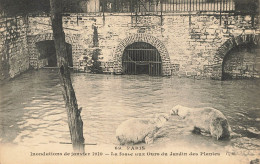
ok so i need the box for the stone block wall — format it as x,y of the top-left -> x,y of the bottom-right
2,12 -> 258,80
27,15 -> 86,69
0,16 -> 29,80
55,13 -> 258,78
186,15 -> 260,79
223,47 -> 260,79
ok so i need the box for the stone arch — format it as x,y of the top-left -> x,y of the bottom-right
30,33 -> 75,45
212,34 -> 260,80
28,33 -> 80,68
113,33 -> 171,76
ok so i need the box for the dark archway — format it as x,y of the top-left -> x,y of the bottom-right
212,34 -> 260,80
36,40 -> 73,67
113,34 -> 171,76
122,42 -> 162,76
222,43 -> 260,80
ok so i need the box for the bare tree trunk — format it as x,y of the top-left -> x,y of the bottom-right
49,0 -> 85,152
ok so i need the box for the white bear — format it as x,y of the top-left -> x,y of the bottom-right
116,114 -> 169,145
170,105 -> 232,140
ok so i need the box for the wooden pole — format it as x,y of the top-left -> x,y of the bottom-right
49,0 -> 85,153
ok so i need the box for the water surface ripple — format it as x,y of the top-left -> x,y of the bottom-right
0,69 -> 259,158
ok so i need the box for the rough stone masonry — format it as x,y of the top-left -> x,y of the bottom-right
0,16 -> 29,80
0,12 -> 259,80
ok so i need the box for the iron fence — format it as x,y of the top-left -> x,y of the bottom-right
62,0 -> 236,14
103,0 -> 235,13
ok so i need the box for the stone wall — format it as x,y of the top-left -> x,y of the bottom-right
222,43 -> 260,79
58,13 -> 259,79
2,12 -> 259,80
0,16 -> 29,80
212,34 -> 260,79
27,15 -> 85,69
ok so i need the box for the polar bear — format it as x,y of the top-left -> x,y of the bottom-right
170,105 -> 232,140
116,114 -> 169,145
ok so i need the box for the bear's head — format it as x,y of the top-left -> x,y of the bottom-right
170,105 -> 190,119
153,114 -> 169,128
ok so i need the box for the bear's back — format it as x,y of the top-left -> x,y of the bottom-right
116,118 -> 157,144
186,107 -> 227,132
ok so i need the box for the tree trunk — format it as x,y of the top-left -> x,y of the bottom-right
49,0 -> 85,152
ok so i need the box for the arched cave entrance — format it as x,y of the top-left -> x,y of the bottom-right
36,40 -> 73,67
122,42 -> 162,76
222,43 -> 260,80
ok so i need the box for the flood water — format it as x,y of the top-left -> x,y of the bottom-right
0,69 -> 259,161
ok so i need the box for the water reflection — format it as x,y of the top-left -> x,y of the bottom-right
0,70 -> 68,145
0,69 -> 259,157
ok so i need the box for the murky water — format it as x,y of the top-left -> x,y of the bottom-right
0,69 -> 259,160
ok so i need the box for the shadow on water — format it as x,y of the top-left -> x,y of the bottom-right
0,69 -> 68,145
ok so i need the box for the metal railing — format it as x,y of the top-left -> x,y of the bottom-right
63,0 -> 236,14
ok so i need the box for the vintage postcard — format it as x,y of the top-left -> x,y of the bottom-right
0,0 -> 259,163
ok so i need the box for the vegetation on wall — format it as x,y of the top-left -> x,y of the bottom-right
89,49 -> 103,73
89,26 -> 103,74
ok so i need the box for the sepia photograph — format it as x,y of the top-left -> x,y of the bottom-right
0,0 -> 259,163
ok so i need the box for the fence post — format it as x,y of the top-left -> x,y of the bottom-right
102,0 -> 105,25
251,14 -> 255,28
220,0 -> 222,25
130,0 -> 132,15
160,0 -> 163,25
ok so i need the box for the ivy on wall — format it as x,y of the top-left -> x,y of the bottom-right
89,25 -> 103,74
